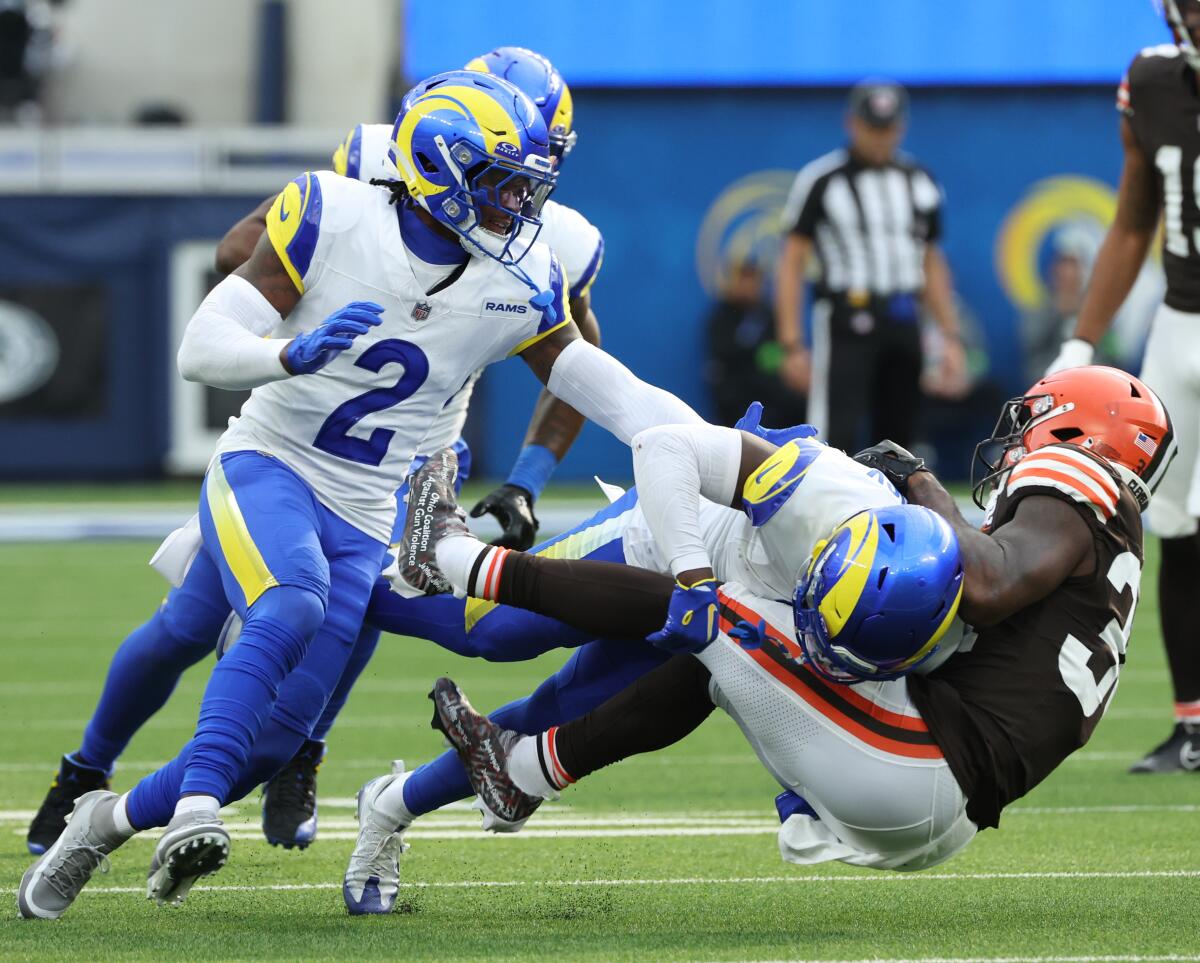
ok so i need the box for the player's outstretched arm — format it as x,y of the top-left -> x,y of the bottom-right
906,471 -> 1093,626
214,194 -> 276,276
519,323 -> 703,446
1049,116 -> 1159,373
471,293 -> 602,550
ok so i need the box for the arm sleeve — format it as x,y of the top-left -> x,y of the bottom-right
177,274 -> 290,389
632,424 -> 743,577
546,339 -> 703,446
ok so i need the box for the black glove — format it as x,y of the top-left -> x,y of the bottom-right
853,440 -> 927,495
470,484 -> 540,550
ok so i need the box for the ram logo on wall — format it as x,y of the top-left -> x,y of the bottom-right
0,286 -> 106,417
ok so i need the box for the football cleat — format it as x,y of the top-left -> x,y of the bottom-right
429,677 -> 542,829
1129,722 -> 1200,774
18,790 -> 125,920
398,447 -> 469,595
261,738 -> 324,849
26,754 -> 111,856
343,769 -> 411,915
146,810 -> 230,906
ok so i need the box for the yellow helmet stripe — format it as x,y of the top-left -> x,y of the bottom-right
898,580 -> 965,668
817,512 -> 880,638
552,83 -> 574,135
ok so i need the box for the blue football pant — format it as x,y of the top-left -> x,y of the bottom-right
309,439 -> 472,741
364,486 -> 641,660
70,440 -> 472,770
368,487 -> 675,817
125,451 -> 385,828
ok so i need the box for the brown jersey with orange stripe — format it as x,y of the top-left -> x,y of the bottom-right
908,444 -> 1144,829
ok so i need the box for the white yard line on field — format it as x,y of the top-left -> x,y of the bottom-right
731,956 -> 1200,963
2,869 -> 1199,900
4,803 -> 1199,828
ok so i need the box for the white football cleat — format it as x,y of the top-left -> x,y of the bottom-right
146,810 -> 230,906
18,790 -> 126,920
343,768 -> 411,915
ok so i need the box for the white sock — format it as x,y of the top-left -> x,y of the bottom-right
173,794 -> 220,821
509,731 -> 573,800
434,534 -> 490,595
111,792 -> 136,838
372,772 -> 417,830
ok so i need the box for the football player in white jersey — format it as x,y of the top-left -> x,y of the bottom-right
403,365 -> 1170,885
336,422 -> 970,913
219,47 -> 603,553
17,70 -> 703,920
22,48 -> 609,857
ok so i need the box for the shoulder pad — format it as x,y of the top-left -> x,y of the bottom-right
741,439 -> 824,527
265,172 -> 325,294
331,124 -> 363,178
265,172 -> 367,293
1123,45 -> 1184,113
1005,444 -> 1122,521
541,201 -> 604,300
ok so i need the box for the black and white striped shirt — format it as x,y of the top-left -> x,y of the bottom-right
782,149 -> 943,298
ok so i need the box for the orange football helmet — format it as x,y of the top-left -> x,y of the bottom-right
972,365 -> 1176,511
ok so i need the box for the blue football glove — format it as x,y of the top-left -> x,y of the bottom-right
727,618 -> 766,651
283,300 -> 384,375
735,400 -> 819,447
647,578 -> 720,655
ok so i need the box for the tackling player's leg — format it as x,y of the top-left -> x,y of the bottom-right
259,438 -> 474,849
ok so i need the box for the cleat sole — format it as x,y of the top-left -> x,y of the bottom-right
148,834 -> 230,906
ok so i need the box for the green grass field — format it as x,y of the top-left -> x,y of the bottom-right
0,506 -> 1198,961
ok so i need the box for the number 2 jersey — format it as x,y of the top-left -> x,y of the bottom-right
907,444 -> 1144,829
211,170 -> 568,543
1119,43 -> 1200,312
331,122 -> 604,453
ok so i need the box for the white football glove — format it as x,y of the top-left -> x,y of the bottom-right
1046,337 -> 1095,375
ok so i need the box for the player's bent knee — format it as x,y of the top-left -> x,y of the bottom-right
247,585 -> 326,643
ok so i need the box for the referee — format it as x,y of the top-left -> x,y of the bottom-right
774,80 -> 966,452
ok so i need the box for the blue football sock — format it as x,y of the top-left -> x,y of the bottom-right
402,637 -> 668,816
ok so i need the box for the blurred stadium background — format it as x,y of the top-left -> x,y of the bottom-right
0,0 -> 1174,497
2,4 -> 1199,960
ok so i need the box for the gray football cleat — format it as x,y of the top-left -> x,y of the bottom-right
146,809 -> 230,906
18,789 -> 127,920
343,768 -> 411,915
398,447 -> 469,595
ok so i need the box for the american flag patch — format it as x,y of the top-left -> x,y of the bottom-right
1135,432 -> 1158,457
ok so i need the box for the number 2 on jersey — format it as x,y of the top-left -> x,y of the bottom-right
313,339 -> 429,467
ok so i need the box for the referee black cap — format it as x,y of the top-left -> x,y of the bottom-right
849,80 -> 908,128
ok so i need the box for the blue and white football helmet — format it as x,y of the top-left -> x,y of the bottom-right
465,47 -> 577,164
793,504 -> 964,684
391,70 -> 556,276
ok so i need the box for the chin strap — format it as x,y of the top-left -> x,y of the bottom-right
1111,462 -> 1151,512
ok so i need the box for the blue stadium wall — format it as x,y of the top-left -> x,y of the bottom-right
0,86 -> 1128,481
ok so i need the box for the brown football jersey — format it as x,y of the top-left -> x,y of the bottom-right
1119,44 -> 1200,312
908,444 -> 1144,829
